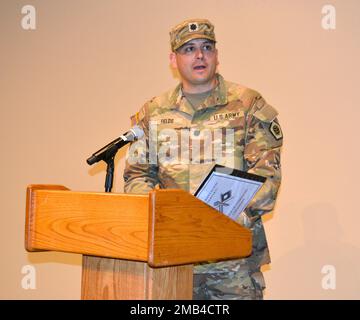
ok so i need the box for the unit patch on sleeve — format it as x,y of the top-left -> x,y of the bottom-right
269,121 -> 283,140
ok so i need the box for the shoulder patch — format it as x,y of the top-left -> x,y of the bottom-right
253,102 -> 278,123
269,121 -> 283,140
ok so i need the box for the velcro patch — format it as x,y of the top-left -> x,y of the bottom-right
253,103 -> 278,123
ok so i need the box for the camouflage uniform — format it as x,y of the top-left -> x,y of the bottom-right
123,73 -> 283,300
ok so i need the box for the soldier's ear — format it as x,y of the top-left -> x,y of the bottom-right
215,48 -> 219,65
169,52 -> 177,69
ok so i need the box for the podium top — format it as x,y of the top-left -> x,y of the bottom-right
25,185 -> 252,267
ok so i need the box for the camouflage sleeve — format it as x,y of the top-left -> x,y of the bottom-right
243,96 -> 283,221
123,102 -> 159,194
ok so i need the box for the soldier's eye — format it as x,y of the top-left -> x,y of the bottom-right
184,46 -> 195,53
203,44 -> 214,51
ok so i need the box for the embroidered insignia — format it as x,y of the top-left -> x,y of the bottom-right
212,112 -> 241,121
270,121 -> 283,140
188,22 -> 199,32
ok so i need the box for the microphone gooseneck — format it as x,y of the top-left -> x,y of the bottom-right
86,125 -> 144,193
86,125 -> 144,166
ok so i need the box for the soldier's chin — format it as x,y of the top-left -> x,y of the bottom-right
191,75 -> 211,84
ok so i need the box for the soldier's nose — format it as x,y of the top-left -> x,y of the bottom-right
195,48 -> 204,59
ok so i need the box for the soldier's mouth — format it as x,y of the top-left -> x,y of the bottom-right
193,65 -> 206,70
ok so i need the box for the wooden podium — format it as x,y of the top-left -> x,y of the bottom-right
25,185 -> 252,300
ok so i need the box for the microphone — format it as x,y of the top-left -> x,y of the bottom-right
86,125 -> 144,165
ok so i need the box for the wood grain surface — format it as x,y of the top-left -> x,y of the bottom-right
25,185 -> 252,300
25,185 -> 149,261
81,255 -> 193,300
148,189 -> 252,267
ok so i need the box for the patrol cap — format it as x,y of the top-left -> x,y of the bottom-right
169,18 -> 216,52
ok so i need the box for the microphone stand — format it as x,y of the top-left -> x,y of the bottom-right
101,143 -> 120,193
90,141 -> 121,193
104,156 -> 115,193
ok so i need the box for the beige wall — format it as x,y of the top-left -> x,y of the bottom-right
1,0 -> 359,299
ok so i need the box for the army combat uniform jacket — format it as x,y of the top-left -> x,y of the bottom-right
124,74 -> 283,274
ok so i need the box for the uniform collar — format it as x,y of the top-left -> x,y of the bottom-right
169,73 -> 228,113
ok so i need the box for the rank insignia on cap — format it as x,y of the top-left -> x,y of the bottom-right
188,22 -> 199,32
270,121 -> 283,140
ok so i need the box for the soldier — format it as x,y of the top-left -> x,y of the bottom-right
123,18 -> 283,300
